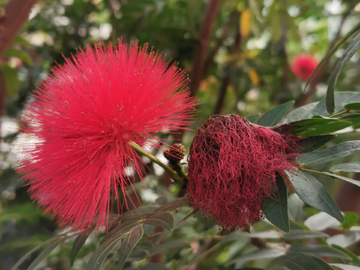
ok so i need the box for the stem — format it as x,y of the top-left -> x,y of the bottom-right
128,141 -> 181,181
300,167 -> 330,177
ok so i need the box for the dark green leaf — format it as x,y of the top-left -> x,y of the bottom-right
70,226 -> 95,265
27,238 -> 64,270
270,252 -> 334,270
245,113 -> 261,123
283,102 -> 318,123
284,230 -> 328,240
327,33 -> 360,114
342,212 -> 359,230
284,117 -> 339,134
331,264 -> 360,270
155,197 -> 191,212
296,140 -> 360,166
330,163 -> 360,173
4,48 -> 33,65
288,245 -> 351,260
299,121 -> 352,137
122,205 -> 158,221
322,172 -> 360,188
344,103 -> 360,110
227,247 -> 285,266
141,264 -> 170,270
3,65 -> 20,97
100,219 -> 141,246
11,235 -> 66,270
149,239 -> 189,256
313,92 -> 360,116
256,100 -> 294,126
297,135 -> 336,153
262,176 -> 289,232
331,244 -> 360,265
117,226 -> 144,270
286,171 -> 343,222
143,212 -> 174,231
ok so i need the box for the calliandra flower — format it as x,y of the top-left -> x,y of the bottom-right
291,54 -> 318,81
16,40 -> 196,231
187,115 -> 300,232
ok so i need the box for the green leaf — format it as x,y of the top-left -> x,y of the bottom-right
331,264 -> 360,270
245,113 -> 261,123
284,230 -> 329,241
344,103 -> 360,110
288,245 -> 351,260
0,0 -> 9,5
149,239 -> 189,256
296,140 -> 360,166
70,226 -> 95,266
327,32 -> 360,114
27,238 -> 64,270
256,100 -> 294,126
327,232 -> 360,248
143,212 -> 174,231
122,205 -> 158,221
313,92 -> 360,116
262,176 -> 289,232
270,252 -> 334,270
117,226 -> 144,270
155,197 -> 191,212
283,102 -> 318,123
11,235 -> 66,270
342,212 -> 359,230
331,244 -> 360,265
330,163 -> 360,173
3,65 -> 20,97
322,172 -> 360,188
286,171 -> 343,222
12,35 -> 31,46
4,48 -> 33,65
141,264 -> 170,270
227,247 -> 286,266
297,135 -> 336,153
100,219 -> 141,246
299,121 -> 352,137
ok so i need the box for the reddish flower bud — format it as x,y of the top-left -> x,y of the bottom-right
291,54 -> 318,81
187,115 -> 300,232
164,143 -> 186,162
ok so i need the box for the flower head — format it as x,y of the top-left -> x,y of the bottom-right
291,54 -> 318,81
17,40 -> 196,231
187,115 -> 300,232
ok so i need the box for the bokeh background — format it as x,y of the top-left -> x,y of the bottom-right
1,0 -> 360,269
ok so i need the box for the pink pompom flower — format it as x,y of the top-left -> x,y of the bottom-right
187,115 -> 300,232
291,54 -> 318,81
17,40 -> 196,231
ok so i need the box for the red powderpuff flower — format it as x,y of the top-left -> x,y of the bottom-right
291,54 -> 318,81
187,115 -> 300,232
17,40 -> 196,231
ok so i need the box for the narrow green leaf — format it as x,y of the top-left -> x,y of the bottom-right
342,212 -> 359,230
143,212 -> 174,231
27,238 -> 64,270
331,264 -> 360,270
331,244 -> 360,265
330,163 -> 360,173
322,172 -> 360,188
270,252 -> 334,270
11,235 -> 65,270
12,35 -> 31,46
70,226 -> 95,265
297,135 -> 336,153
313,92 -> 360,116
3,65 -> 20,97
296,140 -> 360,166
122,205 -> 158,221
299,121 -> 352,137
284,230 -> 328,241
256,100 -> 295,126
344,103 -> 360,110
327,33 -> 360,114
286,171 -> 343,222
141,264 -> 170,270
4,48 -> 33,65
283,102 -> 318,123
117,226 -> 144,270
288,245 -> 351,260
245,113 -> 261,123
227,247 -> 286,266
262,176 -> 289,232
155,197 -> 191,212
149,239 -> 189,256
100,219 -> 140,246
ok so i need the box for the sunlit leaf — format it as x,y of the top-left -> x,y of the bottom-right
256,100 -> 294,126
342,212 -> 359,230
4,47 -> 33,65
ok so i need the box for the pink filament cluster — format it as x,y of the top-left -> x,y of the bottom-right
17,40 -> 196,231
187,115 -> 300,232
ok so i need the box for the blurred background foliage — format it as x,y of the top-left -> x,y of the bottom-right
1,0 -> 360,269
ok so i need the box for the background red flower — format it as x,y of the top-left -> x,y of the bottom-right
291,54 -> 319,81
